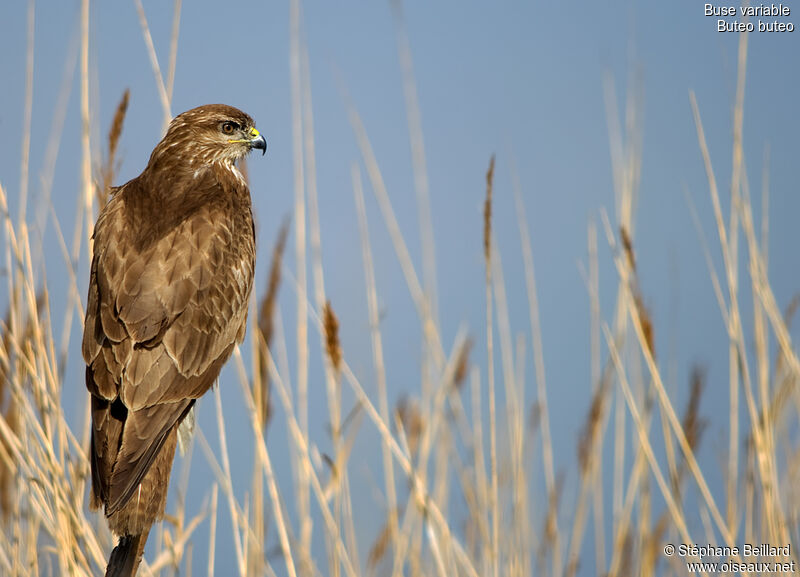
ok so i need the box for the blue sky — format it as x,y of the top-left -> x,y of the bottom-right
1,1 -> 798,574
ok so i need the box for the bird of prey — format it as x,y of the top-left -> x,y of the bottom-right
82,104 -> 266,576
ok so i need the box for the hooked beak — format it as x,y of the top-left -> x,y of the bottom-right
248,127 -> 267,156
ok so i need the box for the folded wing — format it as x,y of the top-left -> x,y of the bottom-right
83,174 -> 253,515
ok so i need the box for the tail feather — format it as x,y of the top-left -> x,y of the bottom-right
105,530 -> 149,577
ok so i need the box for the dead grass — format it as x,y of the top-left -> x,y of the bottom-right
255,218 -> 290,429
97,88 -> 130,211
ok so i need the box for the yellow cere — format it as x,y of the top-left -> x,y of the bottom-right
228,127 -> 260,144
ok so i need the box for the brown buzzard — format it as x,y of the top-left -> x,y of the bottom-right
82,104 -> 266,576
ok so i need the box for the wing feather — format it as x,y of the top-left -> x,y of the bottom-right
106,399 -> 194,515
83,168 -> 254,515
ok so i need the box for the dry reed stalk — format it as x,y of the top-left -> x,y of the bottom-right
0,401 -> 18,523
611,369 -> 626,546
489,237 -> 527,575
575,225 -> 640,576
367,507 -> 398,572
207,484 -> 219,577
385,448 -> 419,577
537,470 -> 564,575
619,224 -> 636,272
744,435 -> 755,544
608,450 -> 652,577
602,76 -> 646,577
512,156 -> 559,576
470,367 -> 491,576
195,426 -> 281,577
245,211 -> 263,574
482,155 -> 501,577
639,438 -> 652,577
326,352 -> 479,577
602,323 -> 716,573
353,163 -> 400,573
98,89 -> 130,211
106,90 -> 129,180
0,195 -> 108,574
288,3 -> 312,569
433,456 -> 459,559
394,396 -> 423,458
607,220 -> 745,571
30,29 -> 77,277
656,366 -> 708,505
256,219 -> 290,427
426,520 -> 448,577
300,37 -> 322,317
684,185 -> 730,330
483,157 -> 494,263
691,92 -> 790,550
769,295 -> 800,420
389,330 -> 468,576
577,374 -> 609,476
568,361 -> 613,577
447,439 -> 486,559
745,165 -> 773,500
646,513 -> 669,576
453,338 -> 472,391
724,27 -> 748,536
585,219 -> 606,571
159,397 -> 200,572
242,340 -> 359,577
599,215 -> 680,577
345,88 -> 484,573
617,532 -> 633,577
17,0 -> 35,227
319,304 -> 344,577
340,470 -> 362,577
414,331 -> 469,467
737,179 -> 791,550
133,0 -> 172,129
146,507 -> 207,573
443,374 -> 475,475
166,0 -> 182,102
391,22 -> 447,532
0,306 -> 12,523
569,363 -> 619,577
19,33 -> 81,417
738,164 -> 797,564
299,39 -> 354,576
210,387 -> 247,576
322,301 -> 341,376
621,229 -> 661,575
344,94 -> 445,370
230,346 -> 298,577
620,225 -> 654,357
80,0 -> 92,262
390,0 -> 440,408
682,368 -> 707,456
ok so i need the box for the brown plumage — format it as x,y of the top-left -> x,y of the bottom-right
82,104 -> 266,576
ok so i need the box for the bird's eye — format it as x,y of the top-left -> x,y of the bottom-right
221,121 -> 237,134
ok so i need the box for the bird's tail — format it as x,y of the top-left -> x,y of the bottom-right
105,530 -> 149,577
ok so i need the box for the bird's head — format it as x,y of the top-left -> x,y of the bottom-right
149,104 -> 267,170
